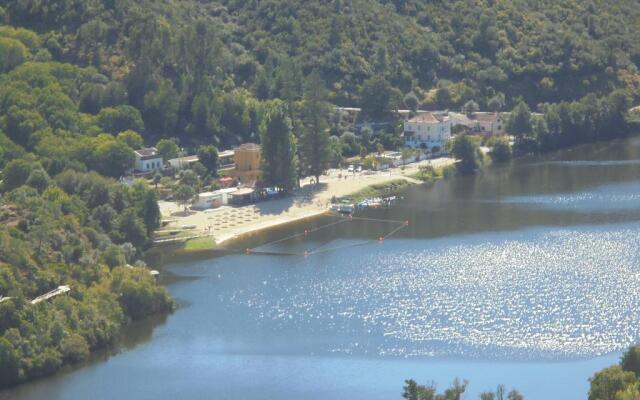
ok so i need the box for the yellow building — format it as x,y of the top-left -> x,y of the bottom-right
229,143 -> 261,184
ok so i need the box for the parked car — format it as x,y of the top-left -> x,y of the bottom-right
347,165 -> 355,173
356,165 -> 363,173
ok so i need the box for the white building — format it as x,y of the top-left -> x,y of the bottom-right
192,188 -> 238,210
168,155 -> 199,170
450,112 -> 506,136
134,147 -> 163,172
404,112 -> 451,151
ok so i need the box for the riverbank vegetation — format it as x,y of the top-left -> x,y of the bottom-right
402,378 -> 524,400
335,179 -> 411,203
588,346 -> 640,400
0,178 -> 173,388
413,165 -> 444,182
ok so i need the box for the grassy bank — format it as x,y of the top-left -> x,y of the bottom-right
182,236 -> 216,251
336,178 -> 412,203
411,164 -> 457,182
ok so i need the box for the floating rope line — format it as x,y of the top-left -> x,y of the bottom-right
252,218 -> 348,250
306,239 -> 376,256
236,215 -> 410,257
350,216 -> 408,224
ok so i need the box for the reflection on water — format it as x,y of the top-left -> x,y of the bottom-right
501,181 -> 640,212
227,225 -> 640,360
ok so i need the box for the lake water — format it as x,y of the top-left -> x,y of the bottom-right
3,137 -> 640,400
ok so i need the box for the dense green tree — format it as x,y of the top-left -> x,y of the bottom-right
463,100 -> 479,115
188,93 -> 214,139
450,135 -> 483,175
129,180 -> 161,234
621,346 -> 640,376
111,267 -> 172,319
197,145 -> 219,175
299,70 -> 331,183
59,333 -> 89,363
103,244 -> 126,268
156,138 -> 179,161
117,130 -> 144,150
402,378 -> 472,400
97,105 -> 144,135
589,366 -> 636,400
340,132 -> 360,156
0,37 -> 28,72
507,390 -> 524,400
402,379 -> 420,400
2,158 -> 33,191
116,208 -> 148,247
487,94 -> 505,112
506,102 -> 533,137
403,91 -> 419,112
360,76 -> 401,120
179,169 -> 200,188
0,337 -> 20,386
144,79 -> 179,135
260,101 -> 299,191
489,137 -> 512,163
173,184 -> 195,210
93,135 -> 135,178
25,168 -> 50,192
615,383 -> 640,400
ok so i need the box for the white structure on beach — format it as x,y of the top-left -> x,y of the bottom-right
168,155 -> 199,170
192,188 -> 239,209
134,147 -> 163,172
403,112 -> 451,150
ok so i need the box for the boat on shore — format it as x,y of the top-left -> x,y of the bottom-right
356,196 -> 398,210
329,203 -> 355,214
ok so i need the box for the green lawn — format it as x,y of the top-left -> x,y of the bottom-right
183,236 -> 216,250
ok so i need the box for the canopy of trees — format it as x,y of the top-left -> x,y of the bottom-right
589,346 -> 640,400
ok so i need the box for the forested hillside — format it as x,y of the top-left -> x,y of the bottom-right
0,0 -> 639,388
1,0 -> 639,148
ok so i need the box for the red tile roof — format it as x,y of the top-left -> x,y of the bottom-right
407,112 -> 444,124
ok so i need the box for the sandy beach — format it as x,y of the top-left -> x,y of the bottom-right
156,157 -> 454,246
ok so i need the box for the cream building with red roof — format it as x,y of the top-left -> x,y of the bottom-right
403,112 -> 451,151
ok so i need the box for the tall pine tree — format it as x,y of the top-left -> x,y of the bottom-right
299,70 -> 331,183
260,101 -> 299,191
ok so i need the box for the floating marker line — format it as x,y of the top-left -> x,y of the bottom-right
231,215 -> 411,257
350,216 -> 408,224
307,240 -> 376,255
383,224 -> 409,240
252,218 -> 348,250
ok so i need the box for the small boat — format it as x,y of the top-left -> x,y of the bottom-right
330,203 -> 354,214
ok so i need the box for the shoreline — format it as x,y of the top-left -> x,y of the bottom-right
155,157 -> 454,251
